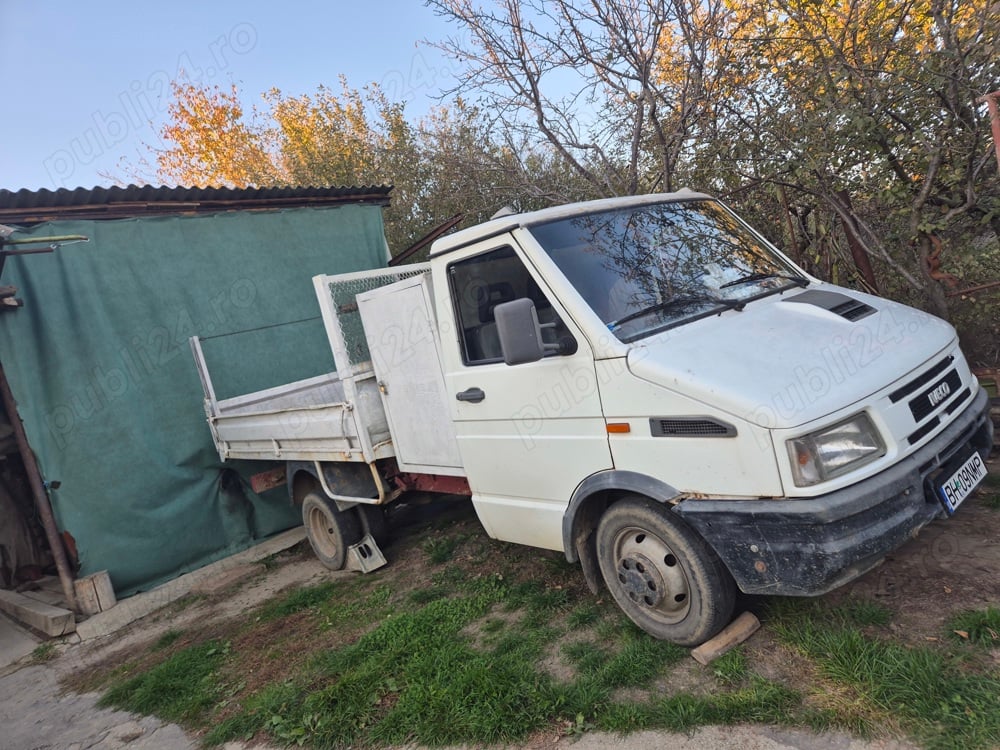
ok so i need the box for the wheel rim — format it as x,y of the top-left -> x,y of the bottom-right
611,525 -> 691,625
306,504 -> 340,559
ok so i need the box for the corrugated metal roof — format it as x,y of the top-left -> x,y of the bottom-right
0,184 -> 392,225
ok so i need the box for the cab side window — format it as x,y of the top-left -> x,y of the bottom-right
448,246 -> 573,365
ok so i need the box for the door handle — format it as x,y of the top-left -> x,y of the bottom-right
456,387 -> 486,403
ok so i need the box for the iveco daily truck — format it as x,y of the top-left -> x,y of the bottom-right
192,190 -> 993,645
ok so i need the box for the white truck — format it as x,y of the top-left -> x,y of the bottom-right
191,190 -> 993,646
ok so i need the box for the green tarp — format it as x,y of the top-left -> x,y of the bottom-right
0,205 -> 388,594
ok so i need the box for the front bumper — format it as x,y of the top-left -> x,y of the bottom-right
674,388 -> 994,596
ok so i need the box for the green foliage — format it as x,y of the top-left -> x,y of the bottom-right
834,599 -> 894,628
95,516 -> 1000,750
948,607 -> 1000,646
712,648 -> 748,686
775,606 -> 1000,750
598,677 -> 800,733
31,642 -> 57,662
257,581 -> 337,621
204,680 -> 304,746
99,640 -> 228,723
979,475 -> 1000,510
407,583 -> 451,604
152,629 -> 183,651
422,536 -> 460,564
566,601 -> 603,628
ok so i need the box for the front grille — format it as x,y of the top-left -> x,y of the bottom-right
909,369 -> 962,422
904,385 -> 971,447
907,418 -> 940,445
889,355 -> 954,403
945,388 -> 972,415
650,418 -> 737,437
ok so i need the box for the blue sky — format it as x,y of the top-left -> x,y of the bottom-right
0,2 -> 460,191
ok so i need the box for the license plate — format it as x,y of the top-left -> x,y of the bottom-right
937,451 -> 988,513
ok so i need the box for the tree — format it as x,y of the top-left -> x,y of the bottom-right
147,77 -> 595,254
428,0 -> 724,196
139,2 -> 1000,360
151,79 -> 427,251
157,81 -> 280,187
694,0 -> 1000,319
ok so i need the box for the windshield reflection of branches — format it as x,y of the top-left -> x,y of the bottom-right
532,201 -> 789,336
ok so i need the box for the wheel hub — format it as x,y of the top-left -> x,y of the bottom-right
612,528 -> 692,623
618,554 -> 665,607
307,505 -> 338,557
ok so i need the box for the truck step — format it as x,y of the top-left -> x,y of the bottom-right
346,534 -> 387,574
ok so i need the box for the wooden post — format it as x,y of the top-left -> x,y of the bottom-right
73,570 -> 117,615
0,361 -> 78,612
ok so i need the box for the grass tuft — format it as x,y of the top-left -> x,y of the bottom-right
835,599 -> 893,628
566,601 -> 603,628
257,581 -> 337,621
948,607 -> 1000,645
31,642 -> 57,662
99,640 -> 229,723
776,610 -> 1000,750
980,475 -> 1000,509
422,535 -> 462,564
712,648 -> 748,685
152,629 -> 184,650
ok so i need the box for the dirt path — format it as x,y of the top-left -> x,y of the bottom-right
0,661 -> 195,750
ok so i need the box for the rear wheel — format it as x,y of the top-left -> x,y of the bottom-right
596,495 -> 735,646
301,491 -> 361,571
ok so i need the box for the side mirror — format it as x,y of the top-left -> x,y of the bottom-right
494,298 -> 545,365
495,298 -> 576,365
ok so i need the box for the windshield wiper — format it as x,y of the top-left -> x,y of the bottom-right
720,272 -> 809,289
609,295 -> 744,331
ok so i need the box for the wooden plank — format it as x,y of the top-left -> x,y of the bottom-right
0,589 -> 76,637
691,611 -> 760,666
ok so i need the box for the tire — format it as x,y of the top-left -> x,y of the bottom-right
357,504 -> 389,548
596,495 -> 735,646
301,491 -> 362,571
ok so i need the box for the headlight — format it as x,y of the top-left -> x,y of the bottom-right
786,413 -> 885,487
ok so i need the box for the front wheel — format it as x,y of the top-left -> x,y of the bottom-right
301,491 -> 361,571
596,496 -> 735,646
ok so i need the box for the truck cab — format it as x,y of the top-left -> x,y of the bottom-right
426,190 -> 993,644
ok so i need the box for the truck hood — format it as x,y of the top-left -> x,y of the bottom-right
626,285 -> 956,429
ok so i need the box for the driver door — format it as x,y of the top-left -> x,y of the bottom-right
433,236 -> 612,551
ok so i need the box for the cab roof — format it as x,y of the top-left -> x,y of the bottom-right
429,188 -> 711,258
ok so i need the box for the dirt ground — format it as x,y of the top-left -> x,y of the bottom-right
4,456 -> 998,750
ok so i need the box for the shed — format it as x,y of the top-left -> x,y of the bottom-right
0,184 -> 392,599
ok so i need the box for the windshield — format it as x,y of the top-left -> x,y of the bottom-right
530,200 -> 806,342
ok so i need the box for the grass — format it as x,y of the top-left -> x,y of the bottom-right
85,508 -> 1000,750
98,640 -> 229,723
948,607 -> 1000,645
257,581 -> 339,621
771,601 -> 1000,750
31,642 -> 57,662
980,474 -> 1000,509
152,629 -> 184,650
422,535 -> 462,564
